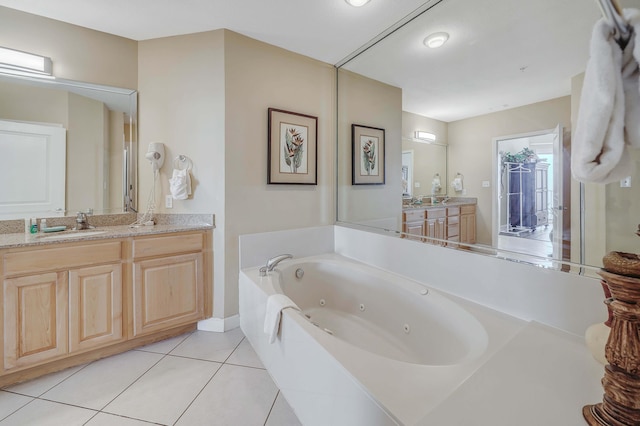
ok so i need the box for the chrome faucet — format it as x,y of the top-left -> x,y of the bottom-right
259,254 -> 293,276
74,212 -> 91,230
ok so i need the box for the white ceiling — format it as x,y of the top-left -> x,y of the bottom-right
0,0 -> 431,64
1,0 -> 637,122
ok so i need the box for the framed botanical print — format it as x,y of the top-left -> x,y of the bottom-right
268,108 -> 318,185
352,124 -> 385,185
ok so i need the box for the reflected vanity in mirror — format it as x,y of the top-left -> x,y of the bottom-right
0,73 -> 138,220
336,0 -> 640,270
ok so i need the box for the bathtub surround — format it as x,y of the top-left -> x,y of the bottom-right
239,224 -> 605,424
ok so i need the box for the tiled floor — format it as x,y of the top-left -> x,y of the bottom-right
0,329 -> 302,426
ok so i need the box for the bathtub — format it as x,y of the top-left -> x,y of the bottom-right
239,254 -> 497,425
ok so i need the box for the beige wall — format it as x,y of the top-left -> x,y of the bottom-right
139,30 -> 335,318
138,30 -> 226,314
0,6 -> 137,88
337,69 -> 402,228
448,96 -> 571,245
224,31 -> 335,316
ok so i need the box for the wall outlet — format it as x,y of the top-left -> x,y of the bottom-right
414,182 -> 421,188
482,180 -> 491,188
165,195 -> 173,208
620,176 -> 632,188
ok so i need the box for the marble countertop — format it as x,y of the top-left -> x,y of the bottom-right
403,198 -> 477,210
0,223 -> 213,250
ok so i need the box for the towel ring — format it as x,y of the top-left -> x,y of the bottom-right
173,155 -> 193,171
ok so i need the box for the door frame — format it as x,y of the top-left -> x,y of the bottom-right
491,126 -> 565,259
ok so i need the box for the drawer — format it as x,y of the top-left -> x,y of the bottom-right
4,241 -> 122,276
461,205 -> 476,214
403,210 -> 424,222
447,215 -> 460,225
133,232 -> 204,259
425,208 -> 446,219
446,207 -> 460,216
447,224 -> 459,237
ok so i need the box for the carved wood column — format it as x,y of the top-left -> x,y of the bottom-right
584,270 -> 640,425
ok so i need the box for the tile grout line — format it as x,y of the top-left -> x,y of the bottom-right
171,334 -> 247,425
90,331 -> 195,421
0,394 -> 37,423
263,390 -> 281,426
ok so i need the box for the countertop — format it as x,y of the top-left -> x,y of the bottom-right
0,223 -> 213,250
403,198 -> 477,211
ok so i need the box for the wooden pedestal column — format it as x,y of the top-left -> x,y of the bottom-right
584,270 -> 640,425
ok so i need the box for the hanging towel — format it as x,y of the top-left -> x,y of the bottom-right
264,294 -> 300,344
452,177 -> 463,192
169,168 -> 192,200
572,9 -> 640,183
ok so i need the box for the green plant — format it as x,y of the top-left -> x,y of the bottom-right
502,147 -> 537,164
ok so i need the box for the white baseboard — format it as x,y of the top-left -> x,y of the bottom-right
197,315 -> 240,332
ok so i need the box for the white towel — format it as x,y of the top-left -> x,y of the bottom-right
572,9 -> 640,184
263,294 -> 300,344
169,168 -> 192,200
451,177 -> 463,192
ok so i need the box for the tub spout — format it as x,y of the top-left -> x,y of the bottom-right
259,254 -> 293,276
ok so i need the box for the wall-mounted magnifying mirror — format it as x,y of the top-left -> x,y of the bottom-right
0,73 -> 138,220
337,0 -> 640,270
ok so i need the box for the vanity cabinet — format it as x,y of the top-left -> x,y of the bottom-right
446,207 -> 460,246
402,210 -> 426,241
425,208 -> 446,245
0,228 -> 212,386
132,233 -> 205,337
3,241 -> 123,371
460,205 -> 477,244
402,203 -> 476,246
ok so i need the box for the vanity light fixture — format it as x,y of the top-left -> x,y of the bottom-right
415,131 -> 436,142
423,32 -> 450,49
345,0 -> 371,6
0,46 -> 53,78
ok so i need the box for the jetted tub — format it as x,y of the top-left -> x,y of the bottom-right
239,254 -> 492,425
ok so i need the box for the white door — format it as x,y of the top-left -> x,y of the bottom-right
0,120 -> 66,219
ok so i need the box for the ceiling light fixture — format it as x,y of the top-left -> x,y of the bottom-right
0,46 -> 53,78
423,32 -> 449,49
415,131 -> 436,142
345,0 -> 371,7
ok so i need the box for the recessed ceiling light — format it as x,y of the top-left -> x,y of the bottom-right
423,32 -> 449,49
345,0 -> 371,6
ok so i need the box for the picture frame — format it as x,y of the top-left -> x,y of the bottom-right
352,124 -> 385,185
268,108 -> 318,185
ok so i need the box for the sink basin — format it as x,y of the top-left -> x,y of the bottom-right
37,230 -> 107,240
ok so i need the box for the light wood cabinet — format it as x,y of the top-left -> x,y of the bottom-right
425,208 -> 446,245
402,203 -> 476,246
3,272 -> 68,370
460,204 -> 477,244
131,232 -> 207,337
69,264 -> 123,352
0,228 -> 212,386
402,210 -> 425,241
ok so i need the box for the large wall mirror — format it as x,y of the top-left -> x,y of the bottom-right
337,0 -> 640,270
0,73 -> 137,220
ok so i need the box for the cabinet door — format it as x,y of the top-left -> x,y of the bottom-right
133,253 -> 204,337
4,272 -> 68,370
404,221 -> 425,240
435,217 -> 446,244
69,264 -> 123,353
461,213 -> 477,244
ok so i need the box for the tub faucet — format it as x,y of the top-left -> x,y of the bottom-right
259,254 -> 293,276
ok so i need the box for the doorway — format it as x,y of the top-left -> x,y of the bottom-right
492,126 -> 566,260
